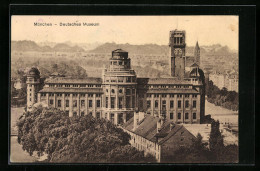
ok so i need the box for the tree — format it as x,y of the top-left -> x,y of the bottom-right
17,106 -> 155,163
209,120 -> 224,155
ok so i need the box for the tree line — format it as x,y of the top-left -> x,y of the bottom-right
164,120 -> 238,163
206,80 -> 239,111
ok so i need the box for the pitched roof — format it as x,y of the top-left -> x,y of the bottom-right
122,115 -> 189,144
190,63 -> 199,67
39,87 -> 103,93
45,77 -> 102,84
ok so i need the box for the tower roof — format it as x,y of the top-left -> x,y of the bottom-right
27,67 -> 40,76
112,49 -> 127,53
195,41 -> 200,48
111,49 -> 128,59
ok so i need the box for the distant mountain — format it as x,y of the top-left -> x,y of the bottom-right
12,40 -> 237,58
12,40 -> 85,52
88,43 -> 169,55
88,42 -> 237,57
53,43 -> 85,52
12,40 -> 43,52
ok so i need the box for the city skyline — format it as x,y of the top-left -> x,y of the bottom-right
11,16 -> 238,50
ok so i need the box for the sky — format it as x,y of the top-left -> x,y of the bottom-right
11,16 -> 238,50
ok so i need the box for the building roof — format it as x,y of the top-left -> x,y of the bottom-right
45,77 -> 102,84
50,72 -> 65,77
39,87 -> 103,93
190,63 -> 199,67
27,67 -> 40,76
122,115 -> 192,145
137,78 -> 192,85
112,49 -> 128,53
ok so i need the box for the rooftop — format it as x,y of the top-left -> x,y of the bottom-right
122,115 -> 193,145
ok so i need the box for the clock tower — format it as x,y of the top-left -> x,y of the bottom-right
169,30 -> 186,78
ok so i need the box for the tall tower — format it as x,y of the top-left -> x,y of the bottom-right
169,30 -> 186,78
102,49 -> 137,125
26,67 -> 40,110
194,41 -> 200,66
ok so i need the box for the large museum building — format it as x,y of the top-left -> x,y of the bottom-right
26,29 -> 205,124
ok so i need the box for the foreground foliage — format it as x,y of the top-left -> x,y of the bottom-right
17,106 -> 156,163
168,120 -> 238,163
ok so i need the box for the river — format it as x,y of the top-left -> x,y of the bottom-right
205,100 -> 238,124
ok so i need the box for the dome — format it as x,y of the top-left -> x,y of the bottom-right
112,49 -> 128,59
27,67 -> 40,76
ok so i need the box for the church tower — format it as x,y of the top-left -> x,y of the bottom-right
194,41 -> 200,66
26,67 -> 41,110
169,30 -> 186,78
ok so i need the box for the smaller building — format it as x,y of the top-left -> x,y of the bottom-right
121,111 -> 196,162
209,70 -> 238,92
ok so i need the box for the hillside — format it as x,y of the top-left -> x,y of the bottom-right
11,40 -> 237,57
88,42 -> 169,55
88,42 -> 237,57
11,40 -> 85,52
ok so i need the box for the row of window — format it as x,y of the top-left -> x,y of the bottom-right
110,60 -> 128,66
49,99 -> 101,108
105,77 -> 136,83
105,96 -> 134,109
70,111 -> 101,118
146,94 -> 197,98
147,100 -> 197,109
149,85 -> 191,89
105,88 -> 135,95
42,93 -> 101,97
48,84 -> 101,88
169,112 -> 197,120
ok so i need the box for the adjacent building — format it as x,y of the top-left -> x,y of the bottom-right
209,70 -> 238,92
121,111 -> 196,162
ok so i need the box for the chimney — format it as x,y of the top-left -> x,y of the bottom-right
139,112 -> 145,121
157,119 -> 162,133
170,122 -> 175,131
133,111 -> 139,131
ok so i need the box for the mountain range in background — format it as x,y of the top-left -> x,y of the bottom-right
11,40 -> 238,57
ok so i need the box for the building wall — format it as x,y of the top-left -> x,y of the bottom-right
37,81 -> 203,124
160,126 -> 195,162
39,92 -> 102,117
123,129 -> 161,162
209,73 -> 238,92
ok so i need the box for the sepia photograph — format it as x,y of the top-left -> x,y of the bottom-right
10,15 -> 239,163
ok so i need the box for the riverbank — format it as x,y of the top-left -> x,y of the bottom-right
205,100 -> 238,125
